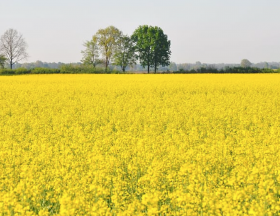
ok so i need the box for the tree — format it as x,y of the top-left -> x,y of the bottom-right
81,36 -> 100,68
0,54 -> 6,68
95,26 -> 122,72
132,25 -> 171,73
151,26 -> 171,73
113,35 -> 136,72
241,59 -> 252,68
0,29 -> 28,69
169,62 -> 177,71
34,60 -> 44,68
194,61 -> 202,70
264,62 -> 269,69
131,25 -> 153,73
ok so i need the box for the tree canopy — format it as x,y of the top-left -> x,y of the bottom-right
94,26 -> 122,72
81,37 -> 100,68
132,25 -> 171,73
81,25 -> 172,73
113,35 -> 136,72
241,59 -> 252,68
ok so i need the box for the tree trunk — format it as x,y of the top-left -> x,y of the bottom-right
122,54 -> 125,72
147,51 -> 150,73
154,61 -> 157,73
105,57 -> 108,72
10,61 -> 12,69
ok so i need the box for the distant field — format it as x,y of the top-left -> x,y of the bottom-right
1,74 -> 280,215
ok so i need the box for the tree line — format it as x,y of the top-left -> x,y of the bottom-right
81,25 -> 171,73
0,26 -> 172,73
1,28 -> 280,74
1,65 -> 278,75
174,67 -> 279,74
9,60 -> 280,72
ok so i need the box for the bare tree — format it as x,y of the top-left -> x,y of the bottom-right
0,29 -> 28,69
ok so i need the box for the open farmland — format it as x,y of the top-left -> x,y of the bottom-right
1,74 -> 280,215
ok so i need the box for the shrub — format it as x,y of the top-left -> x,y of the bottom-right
173,67 -> 279,74
0,69 -> 15,75
31,68 -> 60,74
60,64 -> 116,74
14,68 -> 31,74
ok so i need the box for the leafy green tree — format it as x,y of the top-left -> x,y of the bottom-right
0,54 -> 6,68
131,25 -> 153,73
0,29 -> 28,69
95,26 -> 122,72
151,26 -> 171,73
132,25 -> 171,73
113,35 -> 136,72
241,59 -> 252,68
81,36 -> 100,68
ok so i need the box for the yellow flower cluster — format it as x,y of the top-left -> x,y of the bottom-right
1,74 -> 280,215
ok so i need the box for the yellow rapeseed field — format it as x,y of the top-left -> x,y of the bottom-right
0,74 -> 280,215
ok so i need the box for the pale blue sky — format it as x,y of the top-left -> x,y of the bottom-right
1,0 -> 279,64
